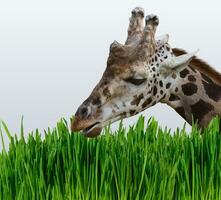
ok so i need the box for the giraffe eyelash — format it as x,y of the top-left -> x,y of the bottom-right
124,77 -> 147,85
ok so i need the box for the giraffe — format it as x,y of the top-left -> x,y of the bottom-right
71,7 -> 221,137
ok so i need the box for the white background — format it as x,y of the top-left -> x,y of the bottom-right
0,0 -> 221,150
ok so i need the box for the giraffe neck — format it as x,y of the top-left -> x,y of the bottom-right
160,66 -> 221,128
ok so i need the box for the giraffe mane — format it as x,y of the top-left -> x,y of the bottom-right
173,48 -> 221,85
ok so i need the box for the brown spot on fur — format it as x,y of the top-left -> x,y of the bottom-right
175,107 -> 186,119
169,94 -> 180,101
92,97 -> 101,105
166,82 -> 171,89
142,97 -> 152,108
181,83 -> 198,96
148,88 -> 152,94
131,93 -> 144,106
103,87 -> 111,99
188,75 -> 196,82
151,101 -> 156,106
130,110 -> 136,116
160,94 -> 166,101
202,80 -> 221,102
153,86 -> 157,96
180,69 -> 189,78
191,99 -> 214,123
121,112 -> 127,117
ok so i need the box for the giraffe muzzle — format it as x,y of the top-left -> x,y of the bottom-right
71,116 -> 102,138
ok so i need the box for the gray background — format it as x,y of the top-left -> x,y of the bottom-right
0,0 -> 221,150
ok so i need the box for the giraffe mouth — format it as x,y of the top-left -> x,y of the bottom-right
82,122 -> 102,138
77,113 -> 127,138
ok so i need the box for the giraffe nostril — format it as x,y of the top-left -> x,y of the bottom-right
77,106 -> 89,118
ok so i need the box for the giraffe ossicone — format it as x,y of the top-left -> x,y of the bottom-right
71,7 -> 221,137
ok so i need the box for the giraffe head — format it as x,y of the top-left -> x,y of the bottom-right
71,7 -> 198,137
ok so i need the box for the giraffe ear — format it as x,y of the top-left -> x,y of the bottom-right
159,49 -> 199,76
171,49 -> 199,69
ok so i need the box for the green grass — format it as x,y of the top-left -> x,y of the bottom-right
0,116 -> 221,200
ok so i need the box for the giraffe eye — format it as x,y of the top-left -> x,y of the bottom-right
124,77 -> 147,85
